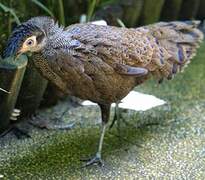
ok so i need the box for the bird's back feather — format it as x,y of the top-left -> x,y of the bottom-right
67,21 -> 203,82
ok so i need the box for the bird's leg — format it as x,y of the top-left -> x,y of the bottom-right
109,102 -> 124,142
82,104 -> 110,167
109,102 -> 130,130
109,102 -> 120,129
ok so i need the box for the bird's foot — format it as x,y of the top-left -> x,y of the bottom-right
81,153 -> 104,167
0,126 -> 31,139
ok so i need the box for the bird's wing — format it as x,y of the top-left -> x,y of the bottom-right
67,24 -> 150,77
67,22 -> 203,81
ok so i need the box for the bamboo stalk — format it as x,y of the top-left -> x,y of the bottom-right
179,0 -> 200,20
197,0 -> 205,19
58,0 -> 65,25
139,0 -> 165,25
161,0 -> 183,21
122,0 -> 143,27
87,0 -> 97,22
0,55 -> 27,133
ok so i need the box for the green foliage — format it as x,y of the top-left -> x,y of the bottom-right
0,0 -> 121,52
87,0 -> 97,22
0,2 -> 20,25
116,18 -> 126,27
57,0 -> 65,25
86,0 -> 119,22
31,0 -> 54,17
161,0 -> 183,21
0,0 -> 202,53
139,0 -> 165,25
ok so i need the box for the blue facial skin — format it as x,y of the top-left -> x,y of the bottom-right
3,23 -> 40,58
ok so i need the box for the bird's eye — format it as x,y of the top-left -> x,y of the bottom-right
26,39 -> 34,46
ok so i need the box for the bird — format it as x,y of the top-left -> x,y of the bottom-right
3,16 -> 203,166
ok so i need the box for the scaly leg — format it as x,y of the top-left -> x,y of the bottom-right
82,104 -> 110,167
109,102 -> 130,130
109,102 -> 119,129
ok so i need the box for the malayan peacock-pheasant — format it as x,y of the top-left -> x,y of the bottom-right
3,17 -> 203,166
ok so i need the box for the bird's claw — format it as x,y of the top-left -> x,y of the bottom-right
81,154 -> 104,167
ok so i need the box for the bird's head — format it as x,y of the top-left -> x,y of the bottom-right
3,16 -> 55,58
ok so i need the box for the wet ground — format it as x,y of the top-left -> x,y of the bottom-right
0,42 -> 205,179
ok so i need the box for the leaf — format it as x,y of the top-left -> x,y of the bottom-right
116,18 -> 126,27
31,0 -> 54,17
57,0 -> 65,25
0,2 -> 21,25
87,0 -> 97,22
98,0 -> 119,8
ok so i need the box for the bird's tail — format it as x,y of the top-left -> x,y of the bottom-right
144,21 -> 204,80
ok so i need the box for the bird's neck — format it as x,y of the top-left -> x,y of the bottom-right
45,21 -> 64,36
32,52 -> 68,93
44,24 -> 73,51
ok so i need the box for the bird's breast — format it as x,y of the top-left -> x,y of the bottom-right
63,67 -> 137,104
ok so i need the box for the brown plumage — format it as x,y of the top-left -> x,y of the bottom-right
4,17 -> 203,166
34,20 -> 203,102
